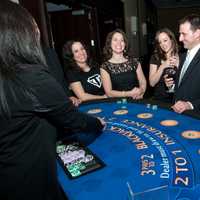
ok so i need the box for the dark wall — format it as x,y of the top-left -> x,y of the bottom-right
19,0 -> 50,47
48,7 -> 100,63
46,0 -> 125,62
157,7 -> 200,35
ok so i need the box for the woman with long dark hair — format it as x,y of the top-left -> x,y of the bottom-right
100,29 -> 146,99
149,28 -> 179,103
63,40 -> 107,102
0,1 -> 104,200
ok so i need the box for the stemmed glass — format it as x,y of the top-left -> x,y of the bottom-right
163,66 -> 177,93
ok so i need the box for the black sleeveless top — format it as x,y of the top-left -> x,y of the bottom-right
101,59 -> 139,91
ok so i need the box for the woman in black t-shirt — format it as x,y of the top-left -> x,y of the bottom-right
63,40 -> 107,102
149,28 -> 179,103
100,29 -> 146,99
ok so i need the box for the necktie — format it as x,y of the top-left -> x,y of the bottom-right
178,52 -> 190,86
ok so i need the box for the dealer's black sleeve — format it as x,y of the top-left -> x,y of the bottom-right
27,67 -> 104,135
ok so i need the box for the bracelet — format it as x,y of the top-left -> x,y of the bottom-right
122,91 -> 126,97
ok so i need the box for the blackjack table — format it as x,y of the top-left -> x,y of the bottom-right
57,98 -> 200,200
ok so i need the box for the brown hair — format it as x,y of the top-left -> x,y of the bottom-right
62,40 -> 97,72
153,28 -> 179,61
103,29 -> 129,61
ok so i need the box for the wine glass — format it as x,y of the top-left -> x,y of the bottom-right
163,66 -> 177,93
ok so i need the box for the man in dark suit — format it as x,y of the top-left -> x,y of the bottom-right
166,14 -> 200,114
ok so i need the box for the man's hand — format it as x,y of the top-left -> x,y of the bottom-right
171,100 -> 193,113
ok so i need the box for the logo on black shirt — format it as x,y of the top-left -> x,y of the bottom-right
87,74 -> 102,88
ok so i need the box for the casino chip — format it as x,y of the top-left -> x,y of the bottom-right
160,120 -> 178,126
113,109 -> 128,115
87,108 -> 102,114
181,130 -> 200,139
137,113 -> 153,119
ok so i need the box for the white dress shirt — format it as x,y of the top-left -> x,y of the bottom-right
178,43 -> 200,86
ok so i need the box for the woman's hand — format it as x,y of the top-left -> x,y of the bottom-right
129,87 -> 144,99
169,56 -> 179,67
69,96 -> 81,106
164,74 -> 174,88
97,117 -> 106,130
103,94 -> 108,99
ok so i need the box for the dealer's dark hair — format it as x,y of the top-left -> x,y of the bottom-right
0,0 -> 46,117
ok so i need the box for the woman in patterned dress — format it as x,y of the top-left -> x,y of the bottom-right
101,29 -> 146,99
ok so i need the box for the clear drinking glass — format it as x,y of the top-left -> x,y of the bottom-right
127,182 -> 169,200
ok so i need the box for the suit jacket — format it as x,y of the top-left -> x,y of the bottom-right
174,48 -> 200,113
